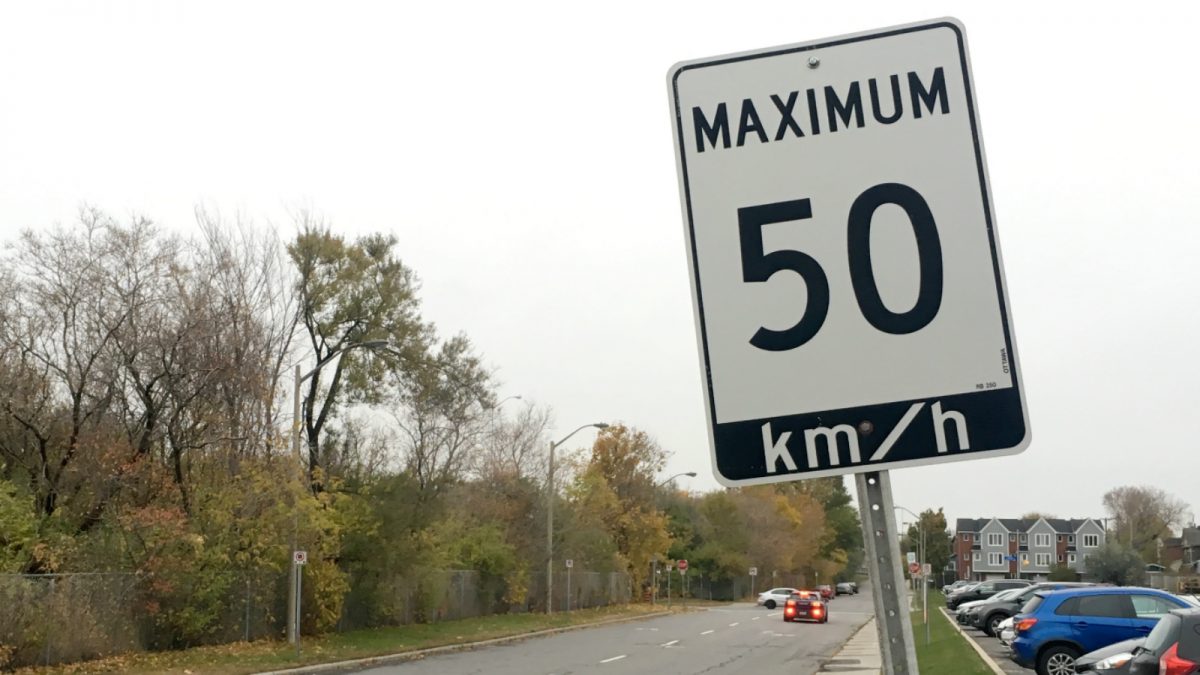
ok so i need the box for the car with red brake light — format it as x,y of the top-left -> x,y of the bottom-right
817,585 -> 835,600
784,591 -> 829,623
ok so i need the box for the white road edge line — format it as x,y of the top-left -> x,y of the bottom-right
729,622 -> 739,627
599,655 -> 627,664
701,629 -> 715,635
752,616 -> 760,621
660,640 -> 679,647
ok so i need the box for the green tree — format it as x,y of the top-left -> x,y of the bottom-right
1087,542 -> 1146,586
288,223 -> 432,484
904,508 -> 952,581
1047,563 -> 1077,581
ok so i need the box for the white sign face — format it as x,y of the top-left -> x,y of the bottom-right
749,566 -> 758,577
565,559 -> 573,569
668,18 -> 1029,486
294,550 -> 308,566
907,551 -> 917,565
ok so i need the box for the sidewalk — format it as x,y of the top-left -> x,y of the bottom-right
819,618 -> 881,674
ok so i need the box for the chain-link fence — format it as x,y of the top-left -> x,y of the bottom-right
1,568 -> 632,669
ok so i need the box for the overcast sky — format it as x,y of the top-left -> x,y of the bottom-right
1,1 -> 1196,531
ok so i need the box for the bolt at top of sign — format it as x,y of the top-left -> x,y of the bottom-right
668,18 -> 1029,487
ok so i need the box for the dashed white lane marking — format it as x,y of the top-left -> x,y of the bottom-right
701,629 -> 714,635
752,616 -> 761,621
768,612 -> 782,617
729,622 -> 739,626
600,655 -> 627,664
660,640 -> 679,647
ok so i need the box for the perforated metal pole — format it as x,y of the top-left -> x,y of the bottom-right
856,470 -> 920,674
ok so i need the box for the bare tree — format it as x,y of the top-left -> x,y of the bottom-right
471,402 -> 552,483
1103,485 -> 1190,560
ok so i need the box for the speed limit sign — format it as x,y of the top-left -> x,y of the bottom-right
668,19 -> 1028,486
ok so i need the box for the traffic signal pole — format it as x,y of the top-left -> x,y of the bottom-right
856,470 -> 919,674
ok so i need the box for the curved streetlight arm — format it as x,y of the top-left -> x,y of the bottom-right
551,423 -> 608,451
298,339 -> 391,384
656,472 -> 698,488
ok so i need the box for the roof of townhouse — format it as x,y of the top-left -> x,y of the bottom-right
954,517 -> 1106,534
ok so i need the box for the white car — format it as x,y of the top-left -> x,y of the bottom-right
996,616 -> 1015,645
756,587 -> 801,609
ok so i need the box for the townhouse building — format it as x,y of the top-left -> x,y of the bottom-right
950,517 -> 1107,581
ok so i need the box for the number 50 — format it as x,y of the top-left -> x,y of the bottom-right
738,182 -> 944,352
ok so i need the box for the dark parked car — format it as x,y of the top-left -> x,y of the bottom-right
1075,638 -> 1145,673
943,579 -> 971,595
1010,586 -> 1198,675
946,578 -> 1032,609
1128,606 -> 1200,675
968,582 -> 1093,636
836,582 -> 855,595
783,591 -> 828,623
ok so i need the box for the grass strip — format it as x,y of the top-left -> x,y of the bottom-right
16,604 -> 671,675
912,589 -> 995,675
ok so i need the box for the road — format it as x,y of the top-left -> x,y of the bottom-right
357,591 -> 875,675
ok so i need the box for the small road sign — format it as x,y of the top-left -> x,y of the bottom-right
565,559 -> 573,568
1005,554 -> 1018,562
294,550 -> 307,566
922,563 -> 931,576
678,559 -> 688,572
906,551 -> 917,565
909,562 -> 921,576
668,19 -> 1028,486
749,566 -> 758,577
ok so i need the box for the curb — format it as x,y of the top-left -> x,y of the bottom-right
255,609 -> 674,675
819,616 -> 880,673
937,608 -> 1006,675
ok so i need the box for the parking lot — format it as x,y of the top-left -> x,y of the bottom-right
938,607 -> 1025,675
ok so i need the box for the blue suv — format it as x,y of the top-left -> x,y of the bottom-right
1010,586 -> 1197,675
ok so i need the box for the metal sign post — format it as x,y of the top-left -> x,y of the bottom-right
856,471 -> 919,674
293,550 -> 307,659
565,559 -> 573,612
667,561 -> 673,608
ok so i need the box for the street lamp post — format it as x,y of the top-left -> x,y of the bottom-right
546,422 -> 608,614
288,339 -> 389,646
895,505 -> 928,645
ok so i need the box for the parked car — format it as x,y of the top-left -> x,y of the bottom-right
943,579 -> 972,595
1010,586 -> 1199,675
947,578 -> 1032,609
756,587 -> 800,609
959,587 -> 1027,625
968,582 -> 1094,636
1127,606 -> 1200,674
817,585 -> 835,600
1075,638 -> 1145,673
835,582 -> 855,595
783,591 -> 828,623
997,616 -> 1016,646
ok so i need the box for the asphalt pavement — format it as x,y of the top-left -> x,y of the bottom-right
356,592 -> 875,675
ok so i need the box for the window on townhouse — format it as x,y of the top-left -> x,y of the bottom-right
1068,554 -> 1077,565
988,553 -> 1003,566
1068,535 -> 1075,545
1020,533 -> 1028,543
1009,534 -> 1016,542
1058,554 -> 1064,562
1034,533 -> 1051,547
962,533 -> 971,541
1058,535 -> 1064,542
1020,553 -> 1029,564
973,552 -> 980,561
1083,534 -> 1099,547
1035,553 -> 1051,566
987,533 -> 1003,546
